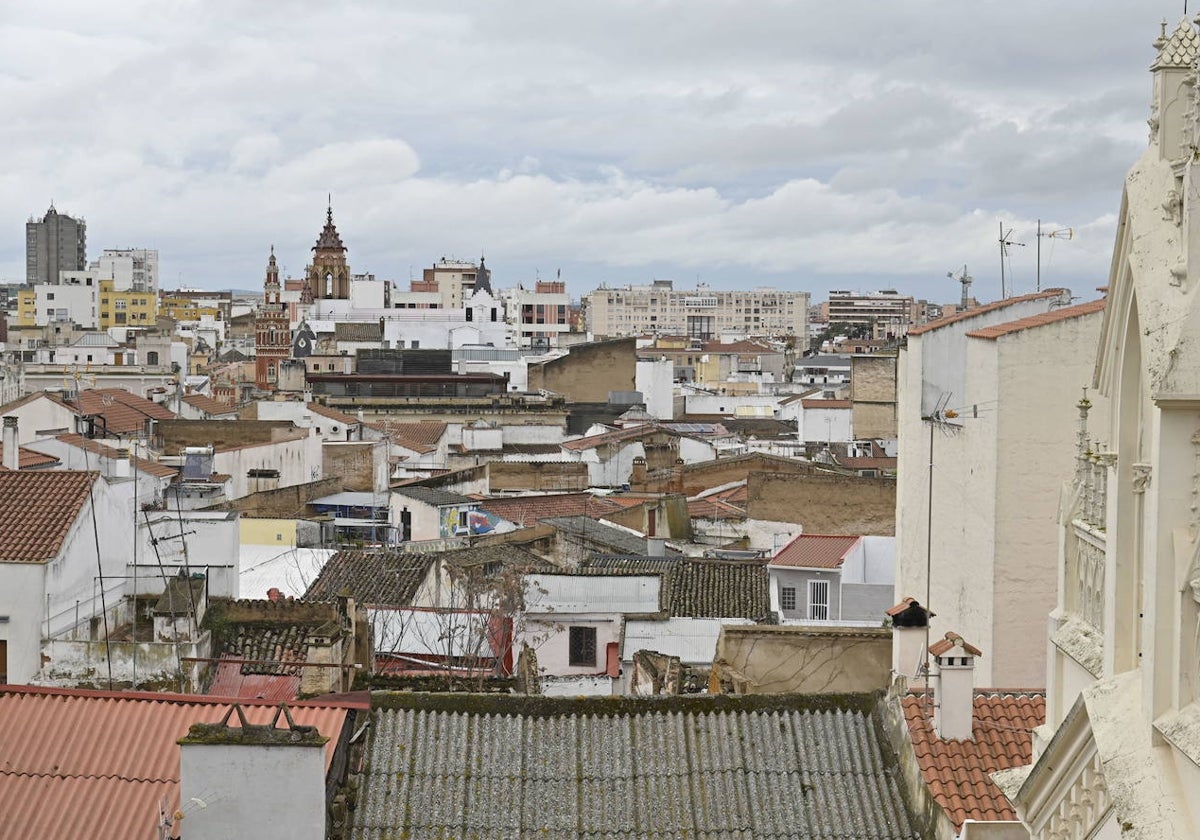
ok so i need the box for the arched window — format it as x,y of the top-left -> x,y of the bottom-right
325,272 -> 333,297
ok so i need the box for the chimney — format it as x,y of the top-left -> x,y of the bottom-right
2,416 -> 18,471
631,456 -> 647,488
886,596 -> 934,685
645,537 -> 667,557
930,632 -> 982,741
113,447 -> 132,479
178,704 -> 328,840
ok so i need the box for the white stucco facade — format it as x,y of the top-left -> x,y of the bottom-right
895,297 -> 1105,688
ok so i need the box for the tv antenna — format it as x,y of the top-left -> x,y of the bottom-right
947,265 -> 973,311
998,223 -> 1025,299
1035,219 -> 1073,292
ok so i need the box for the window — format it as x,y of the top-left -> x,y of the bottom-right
465,307 -> 473,322
146,351 -> 159,365
808,579 -> 830,621
780,586 -> 796,611
46,293 -> 55,300
569,626 -> 597,667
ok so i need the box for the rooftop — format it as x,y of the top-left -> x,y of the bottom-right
52,433 -> 178,478
69,388 -> 177,435
180,392 -> 237,416
392,485 -> 476,507
0,443 -> 61,470
906,289 -> 1066,336
964,297 -> 1106,340
770,533 -> 860,569
0,470 -> 96,562
477,492 -> 627,525
0,685 -> 358,840
903,690 -> 1045,828
584,555 -> 770,619
304,549 -> 438,605
307,401 -> 359,425
351,692 -> 921,840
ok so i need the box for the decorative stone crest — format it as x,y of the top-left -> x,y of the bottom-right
1132,462 -> 1153,494
1164,187 -> 1184,225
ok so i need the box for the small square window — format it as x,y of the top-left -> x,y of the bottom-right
780,586 -> 796,611
569,626 -> 597,667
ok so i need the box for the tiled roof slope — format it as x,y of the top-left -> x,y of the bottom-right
181,392 -> 237,416
477,492 -> 626,525
372,420 -> 448,454
308,401 -> 359,425
771,533 -> 860,569
351,694 -> 921,840
335,321 -> 382,342
54,433 -> 178,478
0,444 -> 60,470
0,471 -> 96,562
304,550 -> 438,605
903,691 -> 1045,828
0,685 -> 358,840
584,556 -> 770,619
393,485 -> 476,507
1153,16 -> 1200,69
542,515 -> 682,557
906,289 -> 1065,336
70,388 -> 176,434
964,297 -> 1106,339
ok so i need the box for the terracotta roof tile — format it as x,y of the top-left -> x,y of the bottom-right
687,497 -> 747,521
903,690 -> 1046,828
0,471 -> 97,562
801,399 -> 852,409
583,556 -> 770,619
181,392 -> 237,416
965,297 -> 1106,340
929,631 -> 983,657
308,402 -> 359,425
69,388 -> 176,435
372,420 -> 448,454
906,289 -> 1067,336
477,492 -> 625,525
0,685 -> 358,840
53,433 -> 178,478
0,444 -> 61,470
769,533 -> 860,569
561,423 -> 662,451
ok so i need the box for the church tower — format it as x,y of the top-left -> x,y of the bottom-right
304,201 -> 351,301
255,247 -> 291,390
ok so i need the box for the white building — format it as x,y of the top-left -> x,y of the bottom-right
93,249 -> 158,293
895,291 -> 1106,689
1009,18 -> 1200,838
500,280 -> 572,350
32,274 -> 99,328
586,280 -> 809,339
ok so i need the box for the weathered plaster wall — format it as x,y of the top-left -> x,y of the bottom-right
715,625 -> 891,694
488,460 -> 588,493
528,338 -> 637,402
747,471 -> 896,535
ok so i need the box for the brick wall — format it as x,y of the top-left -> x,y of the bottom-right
850,355 -> 898,439
488,461 -> 588,493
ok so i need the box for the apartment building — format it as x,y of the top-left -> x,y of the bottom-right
823,289 -> 915,338
26,204 -> 86,285
586,280 -> 808,339
502,279 -> 572,350
94,248 -> 158,293
99,280 -> 157,328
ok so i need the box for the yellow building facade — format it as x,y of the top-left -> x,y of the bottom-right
99,280 -> 157,328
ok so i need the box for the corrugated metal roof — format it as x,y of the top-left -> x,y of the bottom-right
0,685 -> 358,840
351,695 -> 921,839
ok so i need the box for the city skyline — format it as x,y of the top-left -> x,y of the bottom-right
1,2 -> 1178,302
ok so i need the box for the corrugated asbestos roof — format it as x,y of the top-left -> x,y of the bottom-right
393,485 -> 476,507
0,685 -> 359,840
350,695 -> 922,839
903,690 -> 1045,828
0,470 -> 96,562
543,515 -> 681,557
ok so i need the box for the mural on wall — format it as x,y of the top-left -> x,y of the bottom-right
438,505 -> 498,538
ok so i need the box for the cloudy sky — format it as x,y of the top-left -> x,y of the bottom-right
0,2 -> 1185,302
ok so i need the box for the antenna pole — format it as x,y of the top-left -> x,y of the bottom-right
1036,219 -> 1041,292
999,221 -> 1006,299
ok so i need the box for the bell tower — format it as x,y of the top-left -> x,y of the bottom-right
304,199 -> 351,301
255,247 -> 291,390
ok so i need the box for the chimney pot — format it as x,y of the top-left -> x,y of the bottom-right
2,416 -> 19,471
930,631 -> 981,741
